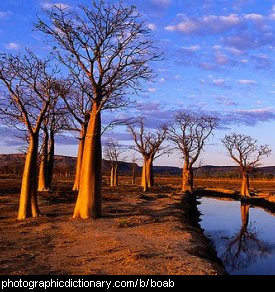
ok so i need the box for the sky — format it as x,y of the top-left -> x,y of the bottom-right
1,0 -> 275,167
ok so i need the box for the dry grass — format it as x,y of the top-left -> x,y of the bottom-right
0,176 -> 225,275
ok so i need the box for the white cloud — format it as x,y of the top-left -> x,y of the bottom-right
148,88 -> 157,93
243,14 -> 264,21
213,79 -> 226,86
238,79 -> 257,85
165,14 -> 241,34
148,23 -> 156,30
181,45 -> 201,52
42,3 -> 70,9
5,42 -> 20,50
150,0 -> 172,6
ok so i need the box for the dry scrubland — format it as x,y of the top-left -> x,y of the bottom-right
1,176 -> 275,275
0,176 -> 228,276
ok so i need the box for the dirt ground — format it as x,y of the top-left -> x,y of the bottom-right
0,177 -> 226,275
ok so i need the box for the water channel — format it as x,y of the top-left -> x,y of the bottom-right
198,197 -> 275,275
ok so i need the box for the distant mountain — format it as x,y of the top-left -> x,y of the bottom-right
0,154 -> 274,178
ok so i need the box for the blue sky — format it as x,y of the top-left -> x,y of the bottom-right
1,0 -> 275,167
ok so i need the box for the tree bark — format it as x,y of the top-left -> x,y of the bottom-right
132,162 -> 136,185
73,106 -> 102,219
182,162 -> 194,193
110,166 -> 114,187
241,172 -> 250,197
73,125 -> 87,191
46,129 -> 55,190
18,134 -> 40,220
141,157 -> 154,192
38,130 -> 49,192
114,164 -> 118,187
110,164 -> 118,188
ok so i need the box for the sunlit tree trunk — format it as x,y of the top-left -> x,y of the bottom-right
141,157 -> 154,191
110,164 -> 118,188
38,130 -> 49,192
47,129 -> 55,189
141,160 -> 148,192
73,105 -> 102,219
110,166 -> 114,187
73,126 -> 87,191
241,171 -> 250,197
18,134 -> 41,220
182,162 -> 193,193
114,164 -> 118,187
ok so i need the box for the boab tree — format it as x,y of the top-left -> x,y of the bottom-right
60,84 -> 91,192
131,154 -> 138,185
36,1 -> 159,218
38,98 -> 69,191
167,112 -> 219,193
128,118 -> 167,192
222,134 -> 271,197
0,51 -> 59,219
104,139 -> 122,188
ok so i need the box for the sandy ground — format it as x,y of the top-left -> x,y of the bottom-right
0,178 -> 226,275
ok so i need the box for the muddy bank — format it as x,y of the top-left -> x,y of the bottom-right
0,182 -> 225,275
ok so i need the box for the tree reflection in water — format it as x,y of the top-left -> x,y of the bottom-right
222,203 -> 271,272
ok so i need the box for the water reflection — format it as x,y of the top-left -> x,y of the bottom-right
222,203 -> 270,272
198,197 -> 275,275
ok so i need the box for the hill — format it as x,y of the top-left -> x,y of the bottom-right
0,154 -> 274,179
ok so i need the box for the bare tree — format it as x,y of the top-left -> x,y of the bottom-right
38,96 -> 69,191
128,118 -> 167,192
222,134 -> 271,197
62,85 -> 131,192
131,154 -> 139,185
0,51 -> 59,219
104,139 -> 123,188
38,122 -> 50,192
36,1 -> 160,218
167,112 -> 219,193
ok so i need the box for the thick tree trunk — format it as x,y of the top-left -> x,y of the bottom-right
73,106 -> 102,219
47,130 -> 55,190
110,166 -> 114,187
110,164 -> 118,187
73,126 -> 86,191
114,164 -> 118,187
141,157 -> 154,192
182,162 -> 194,193
38,130 -> 49,192
18,134 -> 40,220
241,172 -> 250,197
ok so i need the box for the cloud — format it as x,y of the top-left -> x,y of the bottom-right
243,13 -> 264,21
4,42 -> 20,50
150,0 -> 172,7
212,79 -> 226,86
165,13 -> 242,35
148,23 -> 157,30
237,79 -> 256,85
224,108 -> 275,126
42,3 -> 70,9
180,45 -> 201,53
148,88 -> 157,93
0,11 -> 9,19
